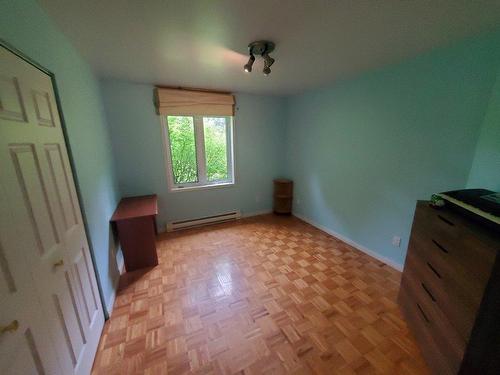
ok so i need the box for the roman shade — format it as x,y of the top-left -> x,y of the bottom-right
155,87 -> 235,116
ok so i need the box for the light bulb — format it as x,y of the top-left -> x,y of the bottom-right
244,54 -> 255,73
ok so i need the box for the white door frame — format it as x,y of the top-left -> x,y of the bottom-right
0,39 -> 109,319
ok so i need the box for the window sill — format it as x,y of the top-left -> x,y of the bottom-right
168,182 -> 235,193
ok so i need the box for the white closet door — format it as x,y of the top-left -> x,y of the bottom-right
0,46 -> 104,375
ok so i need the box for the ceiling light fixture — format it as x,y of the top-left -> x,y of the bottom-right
243,41 -> 275,76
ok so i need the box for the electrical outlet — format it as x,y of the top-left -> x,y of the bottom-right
296,198 -> 301,206
255,194 -> 261,203
392,236 -> 401,247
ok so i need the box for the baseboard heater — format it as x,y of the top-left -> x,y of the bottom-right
166,210 -> 241,231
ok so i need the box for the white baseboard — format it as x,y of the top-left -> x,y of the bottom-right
106,282 -> 119,317
293,212 -> 403,272
241,209 -> 273,218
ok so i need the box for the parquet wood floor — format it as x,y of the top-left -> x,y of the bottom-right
92,214 -> 429,375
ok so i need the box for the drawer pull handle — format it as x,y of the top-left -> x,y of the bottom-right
416,303 -> 430,324
426,262 -> 441,279
421,282 -> 436,302
437,214 -> 454,226
432,239 -> 449,254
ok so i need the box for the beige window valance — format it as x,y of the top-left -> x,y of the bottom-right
155,87 -> 235,116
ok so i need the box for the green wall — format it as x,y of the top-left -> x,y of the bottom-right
467,66 -> 500,191
1,0 -> 121,312
99,79 -> 287,229
285,32 -> 500,268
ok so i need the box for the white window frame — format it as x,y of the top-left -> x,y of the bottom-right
160,115 -> 235,192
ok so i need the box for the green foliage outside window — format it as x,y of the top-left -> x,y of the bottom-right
167,116 -> 230,185
204,117 -> 228,181
167,116 -> 197,184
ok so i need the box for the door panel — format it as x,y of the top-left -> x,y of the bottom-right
0,75 -> 27,122
65,269 -> 88,339
45,143 -> 79,230
9,143 -> 60,254
74,250 -> 99,325
32,90 -> 56,127
4,329 -> 46,375
52,290 -> 84,365
0,46 -> 104,375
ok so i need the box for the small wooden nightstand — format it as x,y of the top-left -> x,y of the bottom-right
273,179 -> 293,214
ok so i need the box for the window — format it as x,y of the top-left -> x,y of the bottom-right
163,115 -> 234,190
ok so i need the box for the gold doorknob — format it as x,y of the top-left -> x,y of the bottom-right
53,259 -> 64,267
1,320 -> 19,334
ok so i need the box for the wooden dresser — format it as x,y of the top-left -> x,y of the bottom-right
399,201 -> 500,374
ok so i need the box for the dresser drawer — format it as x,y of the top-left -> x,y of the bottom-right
413,204 -> 496,282
406,233 -> 486,341
399,285 -> 456,375
401,261 -> 465,366
406,204 -> 496,337
401,201 -> 500,375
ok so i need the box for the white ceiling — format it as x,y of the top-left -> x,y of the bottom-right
39,0 -> 500,95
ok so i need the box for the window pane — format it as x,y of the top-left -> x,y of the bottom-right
203,117 -> 228,182
167,116 -> 198,184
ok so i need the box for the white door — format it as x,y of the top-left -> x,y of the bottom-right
0,45 -> 104,375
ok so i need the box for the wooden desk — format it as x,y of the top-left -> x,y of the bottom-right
111,195 -> 159,272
